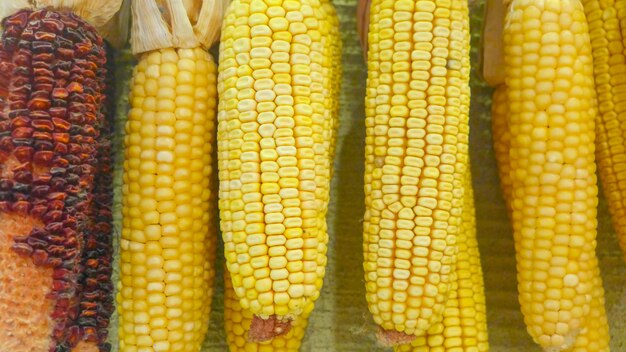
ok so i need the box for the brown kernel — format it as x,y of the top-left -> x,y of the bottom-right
67,82 -> 83,93
52,88 -> 68,99
51,117 -> 70,130
52,133 -> 69,143
14,146 -> 34,162
12,126 -> 33,138
34,31 -> 56,41
32,131 -> 52,141
10,116 -> 31,128
32,249 -> 49,266
27,97 -> 51,110
41,18 -> 64,32
33,150 -> 54,164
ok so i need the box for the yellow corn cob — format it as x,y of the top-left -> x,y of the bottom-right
503,0 -> 601,348
119,45 -> 217,352
395,168 -> 489,352
118,0 -> 222,350
217,0 -> 338,340
581,0 -> 626,260
363,0 -> 471,344
491,85 -> 610,352
224,269 -> 312,351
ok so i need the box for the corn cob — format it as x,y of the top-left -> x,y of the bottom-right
0,3 -> 120,350
117,0 -> 224,350
362,0 -> 471,344
224,268 -> 312,352
395,168 -> 489,352
491,84 -> 610,352
502,0 -> 601,349
581,0 -> 626,260
218,0 -> 339,341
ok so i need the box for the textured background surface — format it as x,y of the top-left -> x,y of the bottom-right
109,0 -> 626,350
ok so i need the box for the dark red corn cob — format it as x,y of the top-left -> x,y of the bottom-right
0,9 -> 112,352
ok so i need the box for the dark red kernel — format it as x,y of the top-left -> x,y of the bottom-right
13,146 -> 34,162
12,126 -> 33,138
27,97 -> 52,110
11,242 -> 34,256
32,250 -> 48,266
66,82 -> 83,93
52,88 -> 68,99
33,150 -> 54,164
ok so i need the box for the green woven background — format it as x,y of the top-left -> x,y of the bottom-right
108,0 -> 626,350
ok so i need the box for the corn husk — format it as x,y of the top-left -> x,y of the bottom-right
99,0 -> 131,49
182,0 -> 201,24
194,0 -> 227,48
131,0 -> 228,55
130,0 -> 173,54
168,0 -> 199,48
480,0 -> 505,87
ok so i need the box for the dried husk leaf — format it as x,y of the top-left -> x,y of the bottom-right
34,0 -> 123,30
182,0 -> 201,24
167,0 -> 199,48
155,0 -> 171,24
0,0 -> 32,24
130,0 -> 173,54
99,0 -> 131,48
194,0 -> 228,48
480,0 -> 505,86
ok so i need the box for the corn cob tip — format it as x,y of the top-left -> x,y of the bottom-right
248,315 -> 293,343
375,328 -> 416,347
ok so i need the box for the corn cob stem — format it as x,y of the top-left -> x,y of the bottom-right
492,84 -> 610,352
581,0 -> 626,260
502,0 -> 602,347
117,0 -> 224,350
